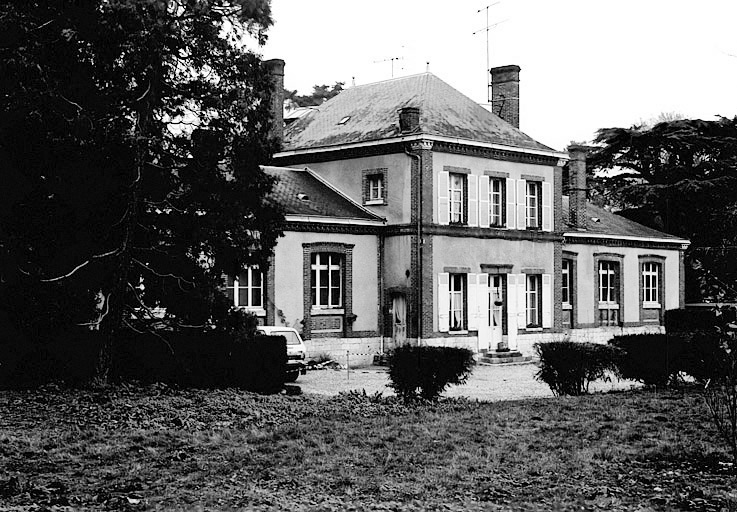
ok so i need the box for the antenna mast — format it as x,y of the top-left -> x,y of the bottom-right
473,3 -> 506,104
373,56 -> 404,78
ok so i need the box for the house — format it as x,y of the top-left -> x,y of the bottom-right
229,59 -> 688,364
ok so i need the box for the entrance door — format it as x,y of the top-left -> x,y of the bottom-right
490,275 -> 504,350
392,294 -> 407,347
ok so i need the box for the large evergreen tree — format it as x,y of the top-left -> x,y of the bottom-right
588,117 -> 737,302
0,0 -> 283,380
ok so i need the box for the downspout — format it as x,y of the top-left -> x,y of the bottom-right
405,147 -> 422,345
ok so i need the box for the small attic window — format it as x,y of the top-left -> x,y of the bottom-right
297,193 -> 309,201
337,116 -> 351,125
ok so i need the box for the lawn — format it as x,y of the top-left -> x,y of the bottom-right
1,384 -> 736,511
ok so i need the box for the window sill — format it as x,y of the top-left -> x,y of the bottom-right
311,308 -> 345,316
365,199 -> 385,206
643,303 -> 661,309
598,303 -> 620,309
562,303 -> 573,310
448,330 -> 468,335
524,327 -> 543,332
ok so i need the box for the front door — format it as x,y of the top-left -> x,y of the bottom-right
392,294 -> 407,347
490,275 -> 504,350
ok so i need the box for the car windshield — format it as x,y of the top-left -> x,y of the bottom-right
268,331 -> 301,345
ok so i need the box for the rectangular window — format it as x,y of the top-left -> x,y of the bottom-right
226,267 -> 263,308
490,178 -> 504,227
642,262 -> 660,305
599,261 -> 617,304
526,181 -> 541,229
526,274 -> 541,327
561,260 -> 571,306
368,174 -> 384,201
311,253 -> 342,309
449,273 -> 466,331
449,173 -> 465,224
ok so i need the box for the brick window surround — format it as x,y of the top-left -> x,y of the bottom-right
302,242 -> 354,339
593,252 -> 624,327
362,168 -> 388,205
639,254 -> 666,325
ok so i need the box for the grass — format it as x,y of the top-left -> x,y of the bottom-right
1,385 -> 736,511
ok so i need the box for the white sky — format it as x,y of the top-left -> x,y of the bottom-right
260,0 -> 737,152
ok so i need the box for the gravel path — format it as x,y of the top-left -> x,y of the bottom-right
297,363 -> 639,401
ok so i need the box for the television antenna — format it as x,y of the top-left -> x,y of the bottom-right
373,56 -> 404,78
473,3 -> 508,103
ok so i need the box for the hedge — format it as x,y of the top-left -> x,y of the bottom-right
388,345 -> 474,401
534,341 -> 619,396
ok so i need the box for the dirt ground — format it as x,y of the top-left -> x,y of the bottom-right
296,362 -> 640,401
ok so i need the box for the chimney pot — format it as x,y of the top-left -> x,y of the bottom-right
398,106 -> 420,134
566,144 -> 591,230
264,59 -> 285,148
490,65 -> 521,128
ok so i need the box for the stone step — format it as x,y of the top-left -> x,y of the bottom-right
484,350 -> 524,359
478,355 -> 533,365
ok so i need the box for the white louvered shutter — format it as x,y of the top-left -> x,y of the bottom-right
507,274 -> 518,348
438,171 -> 449,225
468,273 -> 479,330
478,273 -> 489,328
516,179 -> 527,230
542,273 -> 552,328
467,175 -> 478,227
438,273 -> 450,332
517,274 -> 527,329
506,178 -> 516,229
542,182 -> 552,232
478,176 -> 490,228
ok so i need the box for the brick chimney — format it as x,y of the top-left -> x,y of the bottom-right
398,106 -> 421,133
566,144 -> 589,230
490,65 -> 520,128
264,59 -> 285,148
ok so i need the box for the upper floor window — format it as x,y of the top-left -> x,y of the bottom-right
311,252 -> 343,309
490,178 -> 505,227
226,267 -> 263,309
449,173 -> 465,224
525,181 -> 541,229
363,168 -> 388,205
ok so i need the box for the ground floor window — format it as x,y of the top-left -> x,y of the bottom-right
526,274 -> 542,328
597,259 -> 620,326
449,273 -> 466,331
225,267 -> 263,308
311,252 -> 342,309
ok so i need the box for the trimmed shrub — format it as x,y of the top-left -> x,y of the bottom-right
388,345 -> 474,401
608,333 -> 687,387
534,341 -> 619,396
665,308 -> 720,334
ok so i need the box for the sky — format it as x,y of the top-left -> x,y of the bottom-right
259,0 -> 737,152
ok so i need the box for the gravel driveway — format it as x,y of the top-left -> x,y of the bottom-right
296,363 -> 639,401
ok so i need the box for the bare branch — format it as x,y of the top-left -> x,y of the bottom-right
77,292 -> 111,327
132,257 -> 194,286
40,248 -> 120,282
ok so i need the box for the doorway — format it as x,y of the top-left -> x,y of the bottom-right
392,294 -> 407,346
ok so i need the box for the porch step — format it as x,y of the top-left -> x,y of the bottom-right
478,351 -> 532,365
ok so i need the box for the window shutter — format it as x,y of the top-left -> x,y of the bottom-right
468,273 -> 479,330
542,182 -> 552,231
542,273 -> 552,328
505,178 -> 516,229
516,179 -> 526,230
506,274 -> 518,348
438,171 -> 449,225
478,176 -> 490,228
478,273 -> 489,328
438,273 -> 450,332
467,175 -> 478,227
517,274 -> 527,329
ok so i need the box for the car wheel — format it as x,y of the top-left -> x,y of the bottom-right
285,371 -> 299,383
